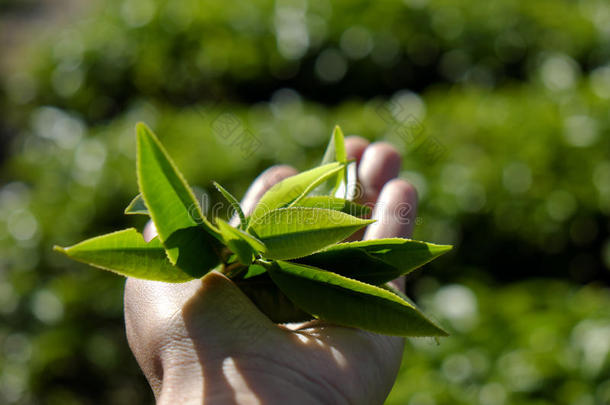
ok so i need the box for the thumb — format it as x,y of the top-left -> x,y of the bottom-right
180,271 -> 277,347
124,271 -> 277,396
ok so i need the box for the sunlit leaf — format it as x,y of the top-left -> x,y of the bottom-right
136,123 -> 221,274
317,125 -> 348,196
213,182 -> 247,229
54,228 -> 197,282
330,125 -> 347,195
287,164 -> 347,207
250,207 -> 374,259
294,238 -> 452,284
293,196 -> 371,217
242,264 -> 267,279
216,219 -> 265,265
267,261 -> 447,336
321,125 -> 347,165
247,162 -> 344,225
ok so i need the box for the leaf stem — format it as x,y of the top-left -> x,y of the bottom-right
222,261 -> 248,279
254,258 -> 274,270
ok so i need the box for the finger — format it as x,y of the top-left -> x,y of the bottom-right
364,179 -> 418,240
178,271 -> 277,343
142,220 -> 157,242
231,165 -> 297,226
357,142 -> 402,207
347,142 -> 401,241
344,135 -> 369,163
364,179 -> 418,291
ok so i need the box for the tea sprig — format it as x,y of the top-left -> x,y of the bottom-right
55,123 -> 451,336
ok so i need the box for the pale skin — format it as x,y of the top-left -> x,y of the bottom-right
124,137 -> 419,404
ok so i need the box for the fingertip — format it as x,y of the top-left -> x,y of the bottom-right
344,136 -> 369,163
258,164 -> 299,189
383,178 -> 418,209
358,142 -> 402,205
364,178 -> 418,240
143,221 -> 157,242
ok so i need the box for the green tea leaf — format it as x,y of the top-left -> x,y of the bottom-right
54,228 -> 197,282
287,164 -> 346,208
293,196 -> 371,217
330,126 -> 347,195
294,238 -> 452,284
380,282 -> 417,307
136,123 -> 221,273
124,194 -> 149,215
267,261 -> 447,336
219,219 -> 265,252
136,123 -> 218,240
317,125 -> 348,196
248,162 -> 344,225
160,226 -> 222,276
242,264 -> 267,279
213,182 -> 247,229
250,207 -> 374,259
333,125 -> 347,163
321,125 -> 347,165
220,234 -> 253,265
235,271 -> 311,323
216,219 -> 265,265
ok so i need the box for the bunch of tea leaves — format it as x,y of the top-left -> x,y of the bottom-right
55,123 -> 451,336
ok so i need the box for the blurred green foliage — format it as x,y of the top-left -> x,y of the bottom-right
4,0 -> 610,120
0,0 -> 609,403
388,280 -> 610,405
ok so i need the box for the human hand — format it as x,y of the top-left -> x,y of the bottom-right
124,137 -> 418,404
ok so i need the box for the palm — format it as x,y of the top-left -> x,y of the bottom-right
124,137 -> 417,404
